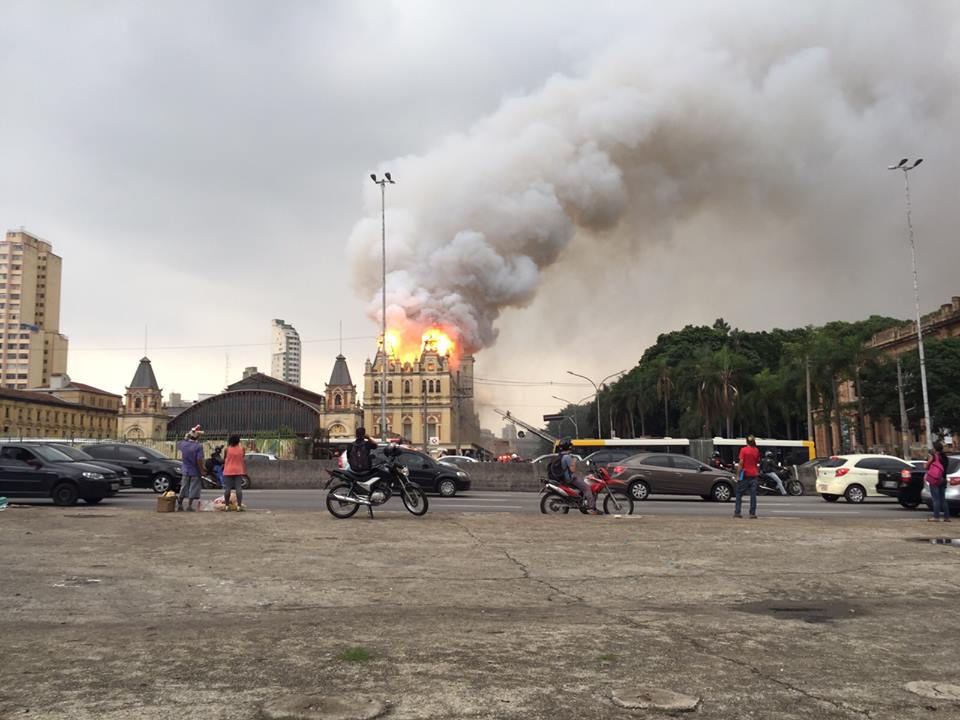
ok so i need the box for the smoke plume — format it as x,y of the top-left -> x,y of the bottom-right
347,1 -> 960,355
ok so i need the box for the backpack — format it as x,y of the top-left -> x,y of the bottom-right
347,441 -> 372,472
547,454 -> 565,483
926,456 -> 945,486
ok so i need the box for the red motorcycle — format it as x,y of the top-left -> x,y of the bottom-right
539,466 -> 634,515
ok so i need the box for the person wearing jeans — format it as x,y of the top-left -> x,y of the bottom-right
927,439 -> 951,522
735,435 -> 761,519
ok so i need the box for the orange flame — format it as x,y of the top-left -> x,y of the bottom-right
380,327 -> 458,365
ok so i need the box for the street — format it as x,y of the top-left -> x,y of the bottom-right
26,488 -> 935,519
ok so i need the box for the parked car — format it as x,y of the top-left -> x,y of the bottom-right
582,449 -> 637,469
438,455 -> 479,469
245,452 -> 277,461
82,443 -> 183,494
372,446 -> 470,497
0,444 -> 121,505
27,443 -> 133,488
919,455 -> 960,515
608,452 -> 737,502
871,456 -> 927,508
816,454 -> 915,504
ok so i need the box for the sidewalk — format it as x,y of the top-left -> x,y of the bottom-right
1,508 -> 957,719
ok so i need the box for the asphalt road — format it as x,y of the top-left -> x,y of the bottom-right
29,488 -> 938,519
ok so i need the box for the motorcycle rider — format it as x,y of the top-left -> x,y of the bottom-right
347,426 -> 378,474
760,451 -> 787,495
710,450 -> 724,470
559,438 -> 599,515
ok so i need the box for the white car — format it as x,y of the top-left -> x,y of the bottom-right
919,455 -> 960,514
438,455 -> 480,469
816,454 -> 913,504
245,452 -> 277,461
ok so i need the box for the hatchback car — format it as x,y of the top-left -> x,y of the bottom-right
0,445 -> 121,505
919,455 -> 960,515
372,446 -> 471,497
608,452 -> 737,502
28,443 -> 133,489
816,454 -> 914,504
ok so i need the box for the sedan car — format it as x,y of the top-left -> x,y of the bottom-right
0,445 -> 121,505
608,452 -> 737,502
82,443 -> 183,493
919,455 -> 960,515
372,446 -> 471,497
816,454 -> 916,504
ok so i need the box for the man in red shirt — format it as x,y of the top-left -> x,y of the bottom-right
735,435 -> 761,519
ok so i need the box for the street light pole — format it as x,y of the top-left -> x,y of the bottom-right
371,172 -> 395,441
566,369 -> 628,439
888,158 -> 932,448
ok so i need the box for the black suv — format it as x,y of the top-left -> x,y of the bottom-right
82,443 -> 183,493
0,444 -> 121,505
371,446 -> 471,497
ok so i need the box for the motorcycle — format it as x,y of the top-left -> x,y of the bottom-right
756,465 -> 804,496
539,465 -> 635,515
324,444 -> 429,518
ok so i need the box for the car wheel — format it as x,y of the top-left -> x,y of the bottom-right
437,478 -> 457,497
240,475 -> 252,490
844,484 -> 866,504
711,482 -> 733,503
629,480 -> 650,501
83,497 -> 104,505
52,482 -> 79,506
152,474 -> 173,494
898,497 -> 921,509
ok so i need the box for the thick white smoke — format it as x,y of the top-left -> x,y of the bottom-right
347,1 -> 960,355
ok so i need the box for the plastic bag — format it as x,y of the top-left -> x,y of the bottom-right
196,500 -> 217,512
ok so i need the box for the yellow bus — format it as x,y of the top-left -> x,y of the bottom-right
555,437 -> 815,467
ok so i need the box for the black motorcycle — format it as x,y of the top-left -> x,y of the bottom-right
324,444 -> 429,518
757,466 -> 804,496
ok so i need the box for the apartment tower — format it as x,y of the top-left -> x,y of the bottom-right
0,230 -> 69,389
270,318 -> 301,386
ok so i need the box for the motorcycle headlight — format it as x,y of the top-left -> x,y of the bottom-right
82,471 -> 105,480
398,465 -> 409,476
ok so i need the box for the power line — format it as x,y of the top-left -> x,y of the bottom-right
68,335 -> 378,352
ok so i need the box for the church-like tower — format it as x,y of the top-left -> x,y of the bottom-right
118,357 -> 168,440
323,354 -> 361,440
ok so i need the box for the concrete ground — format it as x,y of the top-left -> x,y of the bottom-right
1,506 -> 959,719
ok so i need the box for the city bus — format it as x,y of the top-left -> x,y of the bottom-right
554,437 -> 815,467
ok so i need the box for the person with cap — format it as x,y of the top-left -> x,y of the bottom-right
735,434 -> 761,519
559,438 -> 599,515
177,425 -> 205,511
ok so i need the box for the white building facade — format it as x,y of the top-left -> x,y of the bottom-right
270,318 -> 301,387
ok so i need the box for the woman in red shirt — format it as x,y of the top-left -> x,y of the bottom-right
222,434 -> 247,511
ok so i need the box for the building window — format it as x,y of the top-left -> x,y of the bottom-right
374,381 -> 380,394
427,416 -> 439,441
403,380 -> 411,394
387,380 -> 394,394
402,417 -> 413,440
334,393 -> 342,408
134,397 -> 142,411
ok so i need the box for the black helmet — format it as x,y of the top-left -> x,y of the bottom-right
764,450 -> 774,458
712,450 -> 721,457
558,438 -> 573,452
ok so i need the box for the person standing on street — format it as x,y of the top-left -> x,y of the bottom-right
926,439 -> 951,523
178,426 -> 205,511
222,434 -> 247,511
735,435 -> 761,519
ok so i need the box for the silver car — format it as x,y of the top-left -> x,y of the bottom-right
919,455 -> 960,513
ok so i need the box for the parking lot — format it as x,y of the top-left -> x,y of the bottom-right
2,504 -> 959,719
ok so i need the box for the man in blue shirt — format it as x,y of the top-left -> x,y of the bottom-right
177,426 -> 205,511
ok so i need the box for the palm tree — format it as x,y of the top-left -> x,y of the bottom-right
653,358 -> 674,435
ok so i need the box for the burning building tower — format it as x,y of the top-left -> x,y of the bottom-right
362,329 -> 479,454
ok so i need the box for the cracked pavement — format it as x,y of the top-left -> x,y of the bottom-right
1,507 -> 958,719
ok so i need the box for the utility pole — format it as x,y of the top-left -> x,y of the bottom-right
896,355 -> 910,459
805,356 -> 814,444
370,172 -> 395,440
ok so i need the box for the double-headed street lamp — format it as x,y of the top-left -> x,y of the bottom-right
887,158 -> 932,448
371,172 -> 395,440
565,369 -> 628,439
551,394 -> 594,439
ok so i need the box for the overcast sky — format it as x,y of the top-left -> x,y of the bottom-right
2,1 -> 958,433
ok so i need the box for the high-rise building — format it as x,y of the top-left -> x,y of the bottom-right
271,319 -> 301,386
0,230 -> 69,389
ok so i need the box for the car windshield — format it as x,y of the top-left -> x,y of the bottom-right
31,445 -> 75,462
49,445 -> 91,461
819,457 -> 848,468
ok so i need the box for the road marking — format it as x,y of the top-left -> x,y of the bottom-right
768,509 -> 862,515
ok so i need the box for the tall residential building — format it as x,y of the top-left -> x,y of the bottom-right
0,230 -> 69,389
271,318 -> 301,386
